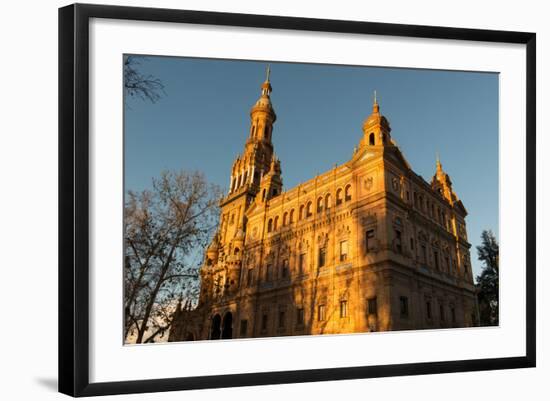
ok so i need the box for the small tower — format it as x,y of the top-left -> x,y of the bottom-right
228,66 -> 277,194
431,155 -> 457,204
258,154 -> 283,203
249,65 -> 276,144
360,91 -> 392,148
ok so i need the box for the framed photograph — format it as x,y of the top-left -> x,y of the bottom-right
58,3 -> 536,397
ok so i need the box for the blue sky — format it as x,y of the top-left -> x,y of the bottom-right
124,56 -> 499,278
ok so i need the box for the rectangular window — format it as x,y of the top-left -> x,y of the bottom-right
339,240 -> 348,262
278,310 -> 286,328
296,308 -> 304,325
246,269 -> 253,287
318,247 -> 326,268
261,313 -> 268,331
366,229 -> 375,253
281,259 -> 289,278
434,250 -> 440,270
395,230 -> 402,253
298,253 -> 306,275
240,319 -> 248,337
368,297 -> 378,315
318,304 -> 326,321
410,238 -> 414,250
422,244 -> 427,264
340,300 -> 348,318
440,303 -> 445,321
426,301 -> 432,319
445,256 -> 451,272
451,306 -> 456,324
399,296 -> 409,318
266,263 -> 272,281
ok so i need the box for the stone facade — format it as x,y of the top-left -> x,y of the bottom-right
169,71 -> 478,342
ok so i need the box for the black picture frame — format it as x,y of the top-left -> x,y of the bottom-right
59,3 -> 536,397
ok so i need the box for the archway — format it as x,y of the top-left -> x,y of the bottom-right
210,314 -> 221,340
221,312 -> 233,339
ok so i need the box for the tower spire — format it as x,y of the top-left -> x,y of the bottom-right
373,90 -> 379,113
266,64 -> 271,82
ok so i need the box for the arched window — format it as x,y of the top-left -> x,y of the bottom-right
267,218 -> 273,233
210,314 -> 222,340
345,185 -> 352,201
234,247 -> 240,255
274,216 -> 279,231
336,188 -> 343,206
369,132 -> 375,146
262,188 -> 266,201
325,193 -> 332,210
251,125 -> 256,138
283,212 -> 288,226
221,312 -> 233,339
299,205 -> 305,220
289,209 -> 295,224
317,197 -> 323,213
306,201 -> 313,217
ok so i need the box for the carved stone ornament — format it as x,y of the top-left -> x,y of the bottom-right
361,214 -> 377,227
364,176 -> 374,191
317,232 -> 329,246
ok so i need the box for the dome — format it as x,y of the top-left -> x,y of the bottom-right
252,95 -> 273,111
362,102 -> 391,132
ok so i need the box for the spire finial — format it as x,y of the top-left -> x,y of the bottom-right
260,65 -> 272,96
372,90 -> 380,113
436,151 -> 443,171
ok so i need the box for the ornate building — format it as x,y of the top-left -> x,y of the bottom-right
169,69 -> 478,342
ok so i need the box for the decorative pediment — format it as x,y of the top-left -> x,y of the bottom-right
418,230 -> 429,242
336,224 -> 351,237
454,199 -> 468,216
386,147 -> 412,171
361,213 -> 377,226
317,232 -> 329,246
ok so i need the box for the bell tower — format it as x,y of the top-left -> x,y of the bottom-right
360,91 -> 392,148
228,66 -> 277,195
201,67 -> 281,299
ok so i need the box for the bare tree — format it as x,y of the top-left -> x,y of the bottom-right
124,170 -> 221,343
124,55 -> 165,103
